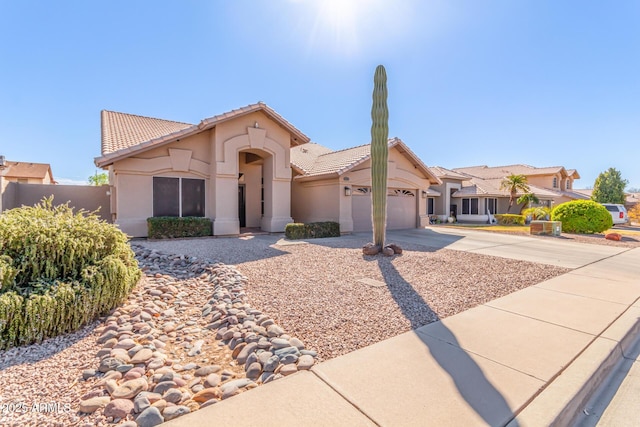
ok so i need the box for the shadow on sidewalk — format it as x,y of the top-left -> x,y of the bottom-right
378,258 -> 520,427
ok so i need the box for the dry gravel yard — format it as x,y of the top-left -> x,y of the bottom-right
2,228 -> 630,426
137,233 -> 572,361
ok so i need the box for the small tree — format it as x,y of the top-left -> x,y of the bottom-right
517,193 -> 539,210
88,172 -> 108,186
501,174 -> 530,213
591,167 -> 627,204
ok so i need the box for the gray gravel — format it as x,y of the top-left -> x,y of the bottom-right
136,233 -> 571,361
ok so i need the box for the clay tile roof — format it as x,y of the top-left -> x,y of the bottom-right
96,103 -> 311,167
2,161 -> 55,182
429,166 -> 470,180
452,178 -> 561,198
290,142 -> 334,173
101,110 -> 194,155
453,164 -> 566,179
292,138 -> 440,185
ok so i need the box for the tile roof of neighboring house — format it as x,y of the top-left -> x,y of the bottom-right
429,166 -> 470,180
452,178 -> 561,198
572,188 -> 593,198
1,161 -> 56,183
96,102 -> 310,167
453,164 -> 569,179
291,138 -> 441,185
560,189 -> 591,200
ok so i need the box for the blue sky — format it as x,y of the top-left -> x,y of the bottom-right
1,1 -> 638,189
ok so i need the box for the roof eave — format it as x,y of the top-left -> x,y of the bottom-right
198,103 -> 310,146
293,171 -> 340,182
95,125 -> 199,168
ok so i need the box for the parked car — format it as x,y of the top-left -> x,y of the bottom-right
601,203 -> 629,225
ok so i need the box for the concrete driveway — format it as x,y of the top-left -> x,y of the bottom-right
380,226 -> 628,269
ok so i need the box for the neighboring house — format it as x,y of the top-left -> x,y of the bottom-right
428,164 -> 584,223
94,102 -> 440,237
290,139 -> 441,233
0,159 -> 57,213
0,160 -> 56,185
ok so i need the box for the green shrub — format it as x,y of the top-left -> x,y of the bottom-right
285,221 -> 340,239
494,214 -> 525,225
522,206 -> 551,221
0,198 -> 140,349
147,217 -> 213,239
551,200 -> 613,234
285,223 -> 306,240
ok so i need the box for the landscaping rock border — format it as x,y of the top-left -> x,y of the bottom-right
77,245 -> 316,426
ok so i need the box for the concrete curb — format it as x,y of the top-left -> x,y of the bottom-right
510,306 -> 640,426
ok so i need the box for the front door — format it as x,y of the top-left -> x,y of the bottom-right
238,185 -> 246,227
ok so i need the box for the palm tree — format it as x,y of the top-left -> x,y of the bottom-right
517,192 -> 539,210
500,174 -> 530,213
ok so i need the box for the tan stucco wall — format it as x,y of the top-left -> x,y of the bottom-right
291,147 -> 433,231
291,178 -> 341,224
109,111 -> 295,237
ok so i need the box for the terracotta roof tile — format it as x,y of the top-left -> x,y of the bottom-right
452,178 -> 561,198
291,138 -> 440,185
96,103 -> 310,167
290,143 -> 334,173
453,164 -> 567,179
101,110 -> 194,155
429,166 -> 470,180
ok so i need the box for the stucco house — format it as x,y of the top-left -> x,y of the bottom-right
94,102 -> 440,237
428,164 -> 584,223
291,139 -> 440,232
0,160 -> 56,185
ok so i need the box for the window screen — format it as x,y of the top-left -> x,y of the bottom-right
470,198 -> 479,214
153,177 -> 179,217
182,178 -> 205,217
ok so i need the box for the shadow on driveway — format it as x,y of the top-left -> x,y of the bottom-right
377,256 -> 520,426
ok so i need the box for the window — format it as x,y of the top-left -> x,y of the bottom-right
462,198 -> 479,214
566,180 -> 571,190
428,198 -> 435,215
552,177 -> 558,188
153,177 -> 205,217
485,198 -> 498,214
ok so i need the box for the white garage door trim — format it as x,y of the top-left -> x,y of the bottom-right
351,187 -> 416,232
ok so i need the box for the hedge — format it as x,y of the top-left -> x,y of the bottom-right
551,200 -> 613,234
0,198 -> 140,349
285,222 -> 340,240
494,214 -> 525,225
147,217 -> 213,239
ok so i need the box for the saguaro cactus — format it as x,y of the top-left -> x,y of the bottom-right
370,65 -> 389,249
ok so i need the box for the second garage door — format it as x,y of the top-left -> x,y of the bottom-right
352,187 -> 417,232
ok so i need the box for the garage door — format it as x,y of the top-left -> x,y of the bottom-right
352,187 -> 416,232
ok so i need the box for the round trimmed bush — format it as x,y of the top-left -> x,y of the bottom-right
0,198 -> 140,349
551,200 -> 613,234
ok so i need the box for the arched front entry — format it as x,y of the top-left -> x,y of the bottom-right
211,127 -> 293,235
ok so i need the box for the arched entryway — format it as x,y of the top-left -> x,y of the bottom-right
211,127 -> 293,235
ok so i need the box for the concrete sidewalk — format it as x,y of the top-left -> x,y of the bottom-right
164,230 -> 640,427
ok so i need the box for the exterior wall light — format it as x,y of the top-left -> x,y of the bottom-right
422,190 -> 428,198
344,186 -> 351,196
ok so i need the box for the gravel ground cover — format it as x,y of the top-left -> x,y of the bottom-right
136,233 -> 572,361
1,228 -> 624,426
